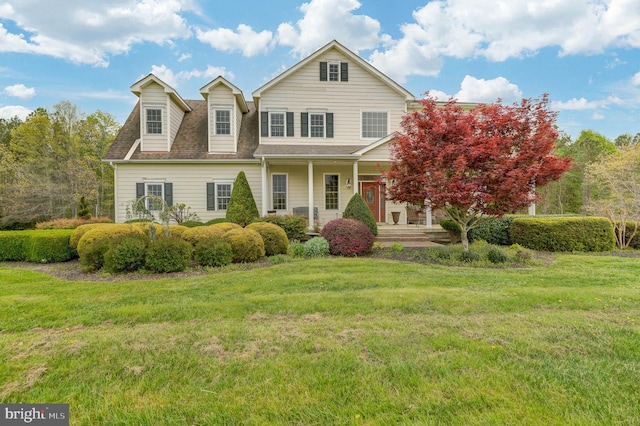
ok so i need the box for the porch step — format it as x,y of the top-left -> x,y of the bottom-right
375,226 -> 450,248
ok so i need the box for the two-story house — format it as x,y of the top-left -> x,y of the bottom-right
105,40 -> 439,228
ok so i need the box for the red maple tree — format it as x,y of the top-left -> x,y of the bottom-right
386,94 -> 571,251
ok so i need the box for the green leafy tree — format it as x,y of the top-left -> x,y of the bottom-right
343,193 -> 378,236
226,171 -> 259,226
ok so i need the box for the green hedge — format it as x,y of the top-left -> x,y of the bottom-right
510,217 -> 615,252
470,216 -> 518,246
0,230 -> 74,263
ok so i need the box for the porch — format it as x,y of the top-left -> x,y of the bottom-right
374,224 -> 449,248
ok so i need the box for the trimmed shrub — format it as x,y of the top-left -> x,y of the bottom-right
222,228 -> 265,263
487,246 -> 510,264
470,216 -> 517,246
320,218 -> 374,256
290,241 -> 305,257
25,230 -> 74,263
145,237 -> 193,273
246,222 -> 289,255
194,238 -> 233,267
0,230 -> 74,263
343,193 -> 378,236
182,221 -> 204,228
260,215 -> 307,241
168,225 -> 189,240
36,217 -> 112,230
77,224 -> 144,256
0,232 -> 30,261
510,216 -> 616,252
226,171 -> 260,226
103,234 -> 148,273
211,222 -> 242,233
79,238 -> 112,271
303,237 -> 330,257
70,223 -> 110,251
460,250 -> 481,262
182,226 -> 225,246
440,219 -> 461,243
205,218 -> 230,226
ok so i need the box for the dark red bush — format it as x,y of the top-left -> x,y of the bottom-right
320,218 -> 374,256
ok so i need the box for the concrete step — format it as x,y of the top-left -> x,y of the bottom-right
375,226 -> 450,247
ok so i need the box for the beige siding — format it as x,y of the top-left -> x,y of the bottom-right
259,47 -> 407,146
208,86 -> 236,153
169,101 -> 185,149
139,82 -> 168,151
360,142 -> 392,162
113,163 -> 262,223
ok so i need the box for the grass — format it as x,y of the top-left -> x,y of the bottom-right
1,255 -> 639,425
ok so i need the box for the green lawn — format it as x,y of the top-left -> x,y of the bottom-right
1,255 -> 639,425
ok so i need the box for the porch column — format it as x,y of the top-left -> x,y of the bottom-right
425,202 -> 433,229
307,160 -> 314,231
352,161 -> 359,196
528,202 -> 536,216
261,157 -> 268,215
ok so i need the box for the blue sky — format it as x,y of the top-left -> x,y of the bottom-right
1,0 -> 640,141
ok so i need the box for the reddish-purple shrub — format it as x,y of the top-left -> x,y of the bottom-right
320,218 -> 374,256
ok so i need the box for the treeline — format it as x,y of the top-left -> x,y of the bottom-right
0,101 -> 120,229
538,129 -> 640,214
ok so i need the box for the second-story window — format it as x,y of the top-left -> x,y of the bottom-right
215,109 -> 231,135
362,111 -> 388,139
310,114 -> 325,138
146,108 -> 162,134
270,113 -> 285,137
329,63 -> 339,81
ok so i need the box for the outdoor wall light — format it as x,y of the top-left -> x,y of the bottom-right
346,177 -> 352,189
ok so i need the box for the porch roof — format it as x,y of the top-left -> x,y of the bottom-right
253,144 -> 364,159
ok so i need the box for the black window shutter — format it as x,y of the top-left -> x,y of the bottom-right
261,111 -> 269,137
341,62 -> 348,81
326,113 -> 334,138
286,112 -> 294,137
206,183 -> 215,211
164,183 -> 173,207
319,62 -> 327,81
301,113 -> 308,137
136,183 -> 145,200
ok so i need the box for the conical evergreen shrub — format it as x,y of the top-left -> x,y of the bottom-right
226,171 -> 259,226
343,193 -> 378,236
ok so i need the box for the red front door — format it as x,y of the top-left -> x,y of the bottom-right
361,182 -> 385,222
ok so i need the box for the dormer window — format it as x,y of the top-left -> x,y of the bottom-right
215,109 -> 231,135
145,107 -> 163,134
320,61 -> 348,82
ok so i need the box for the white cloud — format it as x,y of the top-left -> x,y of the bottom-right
196,25 -> 273,57
177,53 -> 191,62
148,64 -> 235,89
0,0 -> 193,66
426,90 -> 452,101
276,0 -> 383,56
454,75 -> 523,104
553,95 -> 623,110
0,105 -> 31,120
592,112 -> 605,120
371,0 -> 640,82
632,72 -> 640,86
3,83 -> 35,99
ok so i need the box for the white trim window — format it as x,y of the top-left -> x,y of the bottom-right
215,109 -> 231,135
324,174 -> 339,210
145,183 -> 164,211
270,112 -> 285,137
310,113 -> 325,138
329,62 -> 340,82
207,181 -> 233,211
361,111 -> 388,139
145,107 -> 163,134
272,174 -> 287,210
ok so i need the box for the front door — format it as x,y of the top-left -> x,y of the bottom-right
361,182 -> 385,222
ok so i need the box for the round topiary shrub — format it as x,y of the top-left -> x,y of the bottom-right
320,218 -> 374,256
246,222 -> 289,255
194,238 -> 233,267
343,193 -> 377,236
79,238 -> 112,271
70,223 -> 110,251
77,224 -> 145,270
487,246 -> 509,264
222,228 -> 265,263
145,236 -> 193,273
303,237 -> 330,257
290,241 -> 305,258
205,218 -> 230,226
211,222 -> 242,233
260,215 -> 307,241
460,250 -> 481,263
168,225 -> 189,240
103,234 -> 148,273
182,226 -> 225,246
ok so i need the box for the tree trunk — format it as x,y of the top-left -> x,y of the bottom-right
460,225 -> 470,252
